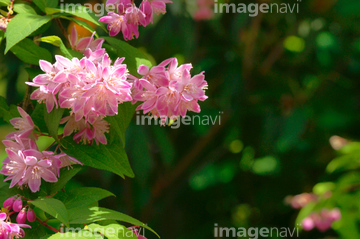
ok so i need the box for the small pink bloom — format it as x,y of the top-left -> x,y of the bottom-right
22,151 -> 58,193
3,197 -> 15,211
1,149 -> 27,188
92,118 -> 110,145
16,209 -> 27,224
12,198 -> 23,213
26,209 -> 36,223
302,217 -> 315,231
100,12 -> 129,38
6,107 -> 35,139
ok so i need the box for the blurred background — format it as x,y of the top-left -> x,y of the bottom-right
1,0 -> 360,238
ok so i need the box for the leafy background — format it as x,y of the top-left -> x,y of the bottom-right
0,0 -> 360,238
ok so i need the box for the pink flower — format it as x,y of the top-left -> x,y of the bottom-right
69,26 -> 105,53
150,0 -> 172,15
302,208 -> 341,232
101,0 -> 172,40
22,151 -> 58,193
0,17 -> 9,32
26,209 -> 36,223
0,213 -> 30,239
6,107 -> 35,139
0,149 -> 27,188
3,197 -> 15,211
92,118 -> 110,145
133,57 -> 208,125
289,193 -> 317,209
194,6 -> 214,21
99,12 -> 129,38
16,209 -> 27,224
0,213 -> 12,239
12,198 -> 22,213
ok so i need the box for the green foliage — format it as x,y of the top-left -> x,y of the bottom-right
48,166 -> 83,195
36,35 -> 77,59
33,0 -> 58,13
103,37 -> 152,76
68,206 -> 159,237
44,107 -> 64,142
105,102 -> 137,147
31,198 -> 70,227
60,187 -> 114,209
5,13 -> 52,53
61,137 -> 134,179
13,3 -> 37,14
10,38 -> 52,65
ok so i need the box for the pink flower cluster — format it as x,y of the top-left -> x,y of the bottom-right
302,208 -> 341,232
68,26 -> 105,54
99,0 -> 172,40
288,193 -> 317,209
3,197 -> 36,225
1,107 -> 82,193
193,0 -> 214,21
132,57 -> 208,125
27,36 -> 133,145
0,211 -> 30,239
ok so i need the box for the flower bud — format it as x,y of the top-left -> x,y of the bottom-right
16,209 -> 27,224
328,208 -> 341,221
26,208 -> 36,222
302,217 -> 315,231
3,197 -> 15,211
13,198 -> 23,213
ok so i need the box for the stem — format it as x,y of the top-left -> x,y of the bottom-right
45,141 -> 57,151
55,18 -> 68,39
6,0 -> 15,20
36,217 -> 61,233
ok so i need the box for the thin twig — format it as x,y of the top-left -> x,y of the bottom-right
36,217 -> 61,233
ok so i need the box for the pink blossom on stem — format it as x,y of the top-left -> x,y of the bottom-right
133,57 -> 208,125
302,208 -> 341,232
26,209 -> 36,223
6,107 -> 35,140
12,198 -> 22,213
100,0 -> 172,40
69,26 -> 105,53
16,209 -> 27,224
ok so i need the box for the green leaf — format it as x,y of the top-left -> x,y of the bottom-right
87,223 -> 138,239
5,13 -> 52,53
36,35 -> 74,59
105,102 -> 136,147
31,103 -> 49,133
30,198 -> 70,227
48,231 -> 99,239
62,187 -> 114,209
55,5 -> 103,29
33,0 -> 58,12
13,3 -> 37,14
0,96 -> 10,120
49,165 -> 82,194
103,37 -> 152,76
68,207 -> 159,238
61,137 -> 134,178
0,0 -> 10,6
0,31 -> 4,46
10,38 -> 52,65
44,107 -> 64,142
